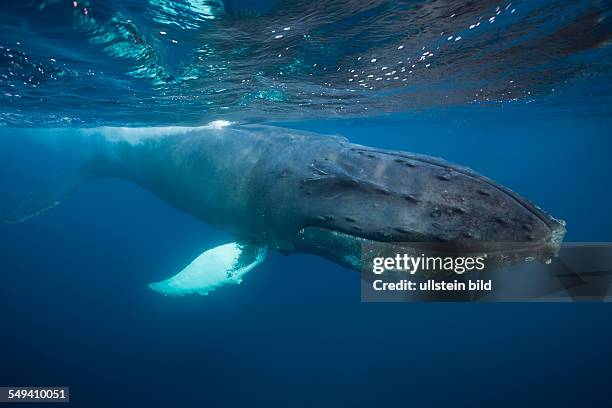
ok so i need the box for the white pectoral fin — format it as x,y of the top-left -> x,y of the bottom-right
148,243 -> 268,296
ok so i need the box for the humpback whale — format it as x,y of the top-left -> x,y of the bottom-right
2,123 -> 566,296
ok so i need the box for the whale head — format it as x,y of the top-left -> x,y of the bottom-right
293,144 -> 566,270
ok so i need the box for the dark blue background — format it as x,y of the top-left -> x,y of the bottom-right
1,112 -> 611,407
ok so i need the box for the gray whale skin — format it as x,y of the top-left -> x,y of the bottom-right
2,124 -> 566,296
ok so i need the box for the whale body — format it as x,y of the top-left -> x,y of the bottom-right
2,124 -> 566,295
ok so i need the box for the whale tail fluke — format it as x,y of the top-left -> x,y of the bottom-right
1,155 -> 106,224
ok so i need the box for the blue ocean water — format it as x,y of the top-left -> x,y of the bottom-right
1,1 -> 612,407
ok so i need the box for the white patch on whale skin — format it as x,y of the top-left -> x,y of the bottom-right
206,119 -> 233,129
148,243 -> 267,296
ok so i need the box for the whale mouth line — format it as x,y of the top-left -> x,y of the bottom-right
296,226 -> 564,264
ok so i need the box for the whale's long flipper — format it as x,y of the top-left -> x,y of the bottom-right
148,243 -> 268,296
